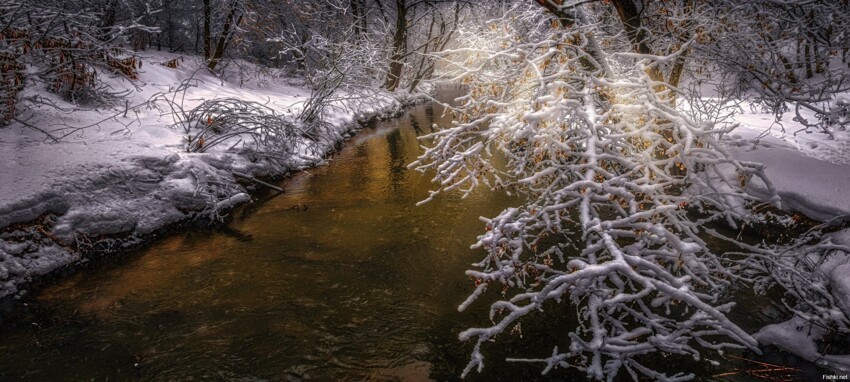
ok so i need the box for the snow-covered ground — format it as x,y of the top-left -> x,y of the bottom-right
725,103 -> 850,373
728,108 -> 850,223
0,51 -> 421,300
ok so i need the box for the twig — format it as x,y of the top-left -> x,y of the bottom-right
726,354 -> 801,371
231,171 -> 284,193
12,117 -> 59,142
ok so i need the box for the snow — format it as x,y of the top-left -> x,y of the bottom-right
729,104 -> 850,372
724,106 -> 850,223
755,315 -> 850,373
0,51 -> 420,299
828,230 -> 850,316
831,262 -> 850,318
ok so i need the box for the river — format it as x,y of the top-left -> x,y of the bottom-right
0,86 -> 820,381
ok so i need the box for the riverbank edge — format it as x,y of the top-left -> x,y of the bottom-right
0,92 -> 431,324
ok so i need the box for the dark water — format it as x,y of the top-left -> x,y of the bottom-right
0,87 -> 817,381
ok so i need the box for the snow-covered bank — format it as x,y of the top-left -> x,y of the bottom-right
0,52 -> 422,301
727,108 -> 850,223
724,104 -> 850,374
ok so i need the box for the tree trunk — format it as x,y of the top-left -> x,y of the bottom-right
351,0 -> 367,38
805,10 -> 815,78
165,2 -> 175,50
610,0 -> 665,85
203,0 -> 212,61
609,0 -> 682,177
805,38 -> 814,78
195,20 -> 201,53
383,0 -> 407,91
207,4 -> 242,71
407,3 -> 462,93
293,33 -> 308,71
610,1 -> 653,56
97,0 -> 117,41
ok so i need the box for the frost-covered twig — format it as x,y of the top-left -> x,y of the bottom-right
184,97 -> 304,157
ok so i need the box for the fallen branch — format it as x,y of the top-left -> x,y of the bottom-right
232,171 -> 284,193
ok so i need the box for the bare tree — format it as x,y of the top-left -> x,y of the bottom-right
202,0 -> 245,70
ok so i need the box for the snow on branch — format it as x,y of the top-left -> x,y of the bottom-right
0,1 -> 153,125
411,3 -> 798,380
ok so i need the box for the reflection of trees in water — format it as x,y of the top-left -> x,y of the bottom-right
393,103 -> 442,193
345,144 -> 371,192
355,143 -> 368,158
386,128 -> 406,192
421,105 -> 438,134
409,104 -> 436,135
409,114 -> 423,135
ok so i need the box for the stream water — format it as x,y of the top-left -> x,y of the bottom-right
0,86 -> 821,381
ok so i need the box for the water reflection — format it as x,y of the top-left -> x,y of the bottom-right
386,129 -> 406,194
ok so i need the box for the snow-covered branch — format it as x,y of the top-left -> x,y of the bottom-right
408,2 -> 840,380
